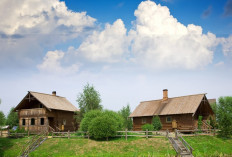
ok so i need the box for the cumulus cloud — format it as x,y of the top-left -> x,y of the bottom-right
37,50 -> 79,75
77,19 -> 128,62
0,0 -> 95,35
0,0 -> 96,69
129,1 -> 217,69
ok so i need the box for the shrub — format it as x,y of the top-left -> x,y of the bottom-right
88,115 -> 117,140
198,116 -> 203,130
152,116 -> 162,131
104,110 -> 124,131
142,124 -> 154,136
80,110 -> 102,132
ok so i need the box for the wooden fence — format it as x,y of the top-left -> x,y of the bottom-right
1,129 -> 219,139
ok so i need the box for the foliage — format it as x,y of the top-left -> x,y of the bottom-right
217,96 -> 232,138
104,110 -> 123,131
198,116 -> 203,130
0,111 -> 6,126
80,110 -> 123,140
80,110 -> 102,132
209,115 -> 218,129
152,116 -> 162,131
118,104 -> 133,130
77,83 -> 102,119
6,107 -> 18,128
88,115 -> 117,140
142,124 -> 154,132
73,111 -> 81,129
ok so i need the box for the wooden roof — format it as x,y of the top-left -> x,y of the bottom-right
15,91 -> 78,112
129,94 -> 206,117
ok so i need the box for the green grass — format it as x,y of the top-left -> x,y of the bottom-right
1,136 -> 232,157
185,136 -> 232,157
0,137 -> 30,157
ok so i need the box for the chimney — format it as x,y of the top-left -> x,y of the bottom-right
163,89 -> 168,101
52,91 -> 56,96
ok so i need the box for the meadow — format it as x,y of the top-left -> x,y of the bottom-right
0,136 -> 232,157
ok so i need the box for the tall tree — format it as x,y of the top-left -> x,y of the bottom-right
77,83 -> 102,119
0,111 -> 6,126
118,104 -> 133,130
217,96 -> 232,138
6,107 -> 18,127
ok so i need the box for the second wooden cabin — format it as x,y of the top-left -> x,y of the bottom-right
129,89 -> 215,131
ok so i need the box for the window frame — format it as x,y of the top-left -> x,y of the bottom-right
40,118 -> 44,125
142,118 -> 146,124
22,119 -> 26,126
31,118 -> 35,125
166,116 -> 172,123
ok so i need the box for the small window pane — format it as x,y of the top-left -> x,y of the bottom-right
22,119 -> 25,126
166,116 -> 172,123
31,118 -> 35,125
40,118 -> 44,125
142,118 -> 146,124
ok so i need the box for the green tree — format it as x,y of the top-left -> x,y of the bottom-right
0,111 -> 6,126
118,104 -> 133,130
6,107 -> 18,128
77,83 -> 102,119
152,116 -> 162,131
217,96 -> 232,138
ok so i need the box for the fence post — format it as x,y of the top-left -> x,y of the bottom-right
28,130 -> 29,137
146,129 -> 148,139
68,130 -> 70,139
175,129 -> 177,138
125,128 -> 127,141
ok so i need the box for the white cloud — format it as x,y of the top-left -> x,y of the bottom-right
0,0 -> 96,69
77,19 -> 128,62
37,50 -> 79,75
129,1 -> 217,69
0,0 -> 95,35
220,35 -> 232,56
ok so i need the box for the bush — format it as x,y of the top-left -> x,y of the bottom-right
80,110 -> 102,132
142,124 -> 154,136
88,115 -> 117,140
104,110 -> 123,131
152,116 -> 162,131
198,116 -> 203,130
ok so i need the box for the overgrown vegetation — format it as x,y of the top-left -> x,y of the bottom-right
152,116 -> 162,131
142,124 -> 154,136
0,111 -> 6,126
217,96 -> 232,138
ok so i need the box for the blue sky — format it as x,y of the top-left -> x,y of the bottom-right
0,0 -> 232,115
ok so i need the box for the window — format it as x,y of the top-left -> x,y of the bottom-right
22,119 -> 25,126
31,118 -> 35,125
40,104 -> 43,108
142,118 -> 146,124
63,119 -> 66,125
166,116 -> 172,123
40,118 -> 44,125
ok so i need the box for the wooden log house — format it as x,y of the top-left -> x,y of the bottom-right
14,91 -> 78,132
129,89 -> 214,131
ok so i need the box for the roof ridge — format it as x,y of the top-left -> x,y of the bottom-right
140,93 -> 206,103
29,91 -> 65,98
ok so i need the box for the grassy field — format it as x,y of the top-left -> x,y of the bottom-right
0,136 -> 232,157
